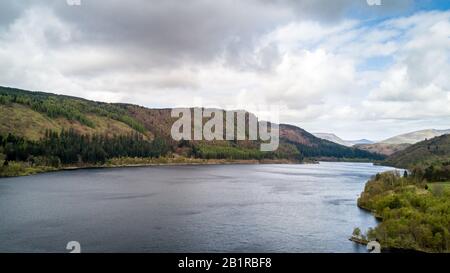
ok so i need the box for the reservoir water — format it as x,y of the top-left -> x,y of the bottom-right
0,162 -> 397,253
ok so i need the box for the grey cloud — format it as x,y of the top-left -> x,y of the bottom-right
0,0 -> 414,72
0,1 -> 22,26
271,0 -> 414,21
52,0 -> 293,68
0,0 -> 446,141
55,0 -> 413,65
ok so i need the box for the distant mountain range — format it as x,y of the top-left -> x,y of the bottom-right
356,129 -> 450,156
313,133 -> 374,147
316,129 -> 450,157
380,129 -> 450,145
354,143 -> 411,156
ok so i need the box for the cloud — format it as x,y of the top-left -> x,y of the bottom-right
0,1 -> 448,140
364,11 -> 450,121
0,0 -> 415,68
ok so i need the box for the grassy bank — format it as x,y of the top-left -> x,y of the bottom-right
427,181 -> 450,193
0,161 -> 58,177
0,156 -> 301,178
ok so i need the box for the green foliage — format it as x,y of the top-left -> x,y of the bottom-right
190,141 -> 303,161
274,143 -> 302,160
427,163 -> 450,181
192,143 -> 301,160
0,86 -> 146,133
193,144 -> 268,160
0,129 -> 170,173
285,139 -> 386,160
106,156 -> 208,166
0,151 -> 5,166
357,168 -> 450,252
30,156 -> 62,168
353,227 -> 361,237
1,86 -> 388,163
427,182 -> 450,195
385,134 -> 450,169
0,161 -> 56,177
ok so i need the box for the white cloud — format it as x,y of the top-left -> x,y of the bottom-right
0,5 -> 449,140
362,11 -> 450,126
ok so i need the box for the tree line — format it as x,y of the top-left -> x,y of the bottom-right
288,141 -> 386,160
0,129 -> 170,166
411,161 -> 450,182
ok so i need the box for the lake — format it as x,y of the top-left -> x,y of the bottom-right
0,162 -> 397,253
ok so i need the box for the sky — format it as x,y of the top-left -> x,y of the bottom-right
0,0 -> 449,141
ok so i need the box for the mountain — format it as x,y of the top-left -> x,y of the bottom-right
385,134 -> 450,169
313,133 -> 374,147
284,127 -> 382,160
313,133 -> 348,146
346,139 -> 374,146
0,85 -> 384,169
380,129 -> 450,145
355,143 -> 411,156
356,129 -> 450,156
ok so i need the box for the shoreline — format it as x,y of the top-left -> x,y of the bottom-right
353,174 -> 435,253
0,158 -> 385,179
63,158 -> 303,171
0,158 -> 304,178
349,236 -> 427,253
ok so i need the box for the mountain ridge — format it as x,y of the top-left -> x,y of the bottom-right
380,129 -> 450,145
313,133 -> 374,147
0,86 -> 384,169
354,129 -> 450,156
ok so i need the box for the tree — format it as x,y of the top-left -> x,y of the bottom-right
352,227 -> 362,238
0,152 -> 5,166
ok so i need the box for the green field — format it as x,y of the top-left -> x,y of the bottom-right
427,181 -> 450,192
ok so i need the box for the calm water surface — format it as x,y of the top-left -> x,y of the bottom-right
0,162 -> 397,253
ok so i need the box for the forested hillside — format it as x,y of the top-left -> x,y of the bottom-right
356,134 -> 450,252
355,143 -> 411,156
385,134 -> 450,169
0,86 -> 384,177
280,124 -> 384,160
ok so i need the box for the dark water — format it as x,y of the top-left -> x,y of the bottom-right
0,162 -> 397,253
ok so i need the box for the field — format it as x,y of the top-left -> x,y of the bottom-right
427,181 -> 450,192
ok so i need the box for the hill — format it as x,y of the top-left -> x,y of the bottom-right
0,103 -> 142,141
380,129 -> 450,145
0,85 -> 384,177
313,133 -> 373,147
0,86 -> 150,140
355,143 -> 411,156
347,139 -> 374,146
282,125 -> 382,160
385,134 -> 450,169
356,129 -> 450,156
